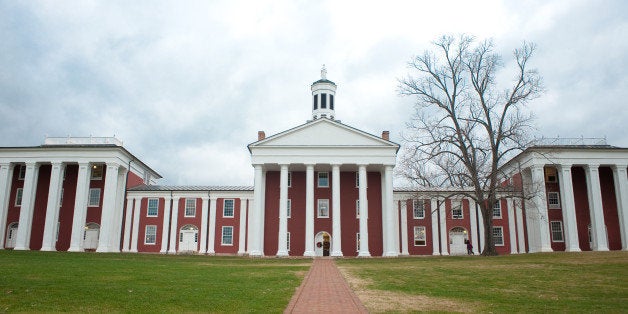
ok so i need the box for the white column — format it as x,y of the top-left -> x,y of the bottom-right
331,164 -> 343,257
199,196 -> 209,254
41,162 -> 65,251
249,165 -> 264,257
160,196 -> 171,253
380,170 -> 388,256
303,164 -> 315,257
585,164 -> 609,251
529,165 -> 553,252
122,196 -> 134,252
130,197 -> 141,252
516,199 -> 526,253
400,200 -> 409,256
111,168 -> 127,252
357,164 -> 370,257
277,164 -> 289,257
611,165 -> 628,250
68,162 -> 90,252
468,198 -> 480,255
246,198 -> 256,255
478,202 -> 485,253
259,169 -> 266,254
14,162 -> 39,250
383,165 -> 397,257
557,164 -> 581,252
96,163 -> 121,252
439,198 -> 449,255
0,163 -> 14,249
207,197 -> 218,254
168,196 -> 180,254
238,198 -> 247,255
508,198 -> 518,254
430,198 -> 440,255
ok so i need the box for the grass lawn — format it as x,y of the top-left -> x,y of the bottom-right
0,251 -> 310,312
337,251 -> 628,313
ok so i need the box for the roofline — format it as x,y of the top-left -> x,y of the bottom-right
500,144 -> 628,171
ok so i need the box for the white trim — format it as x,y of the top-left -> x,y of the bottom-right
550,221 -> 565,242
184,198 -> 196,217
144,225 -> 157,245
88,188 -> 100,207
413,226 -> 427,246
493,199 -> 502,219
317,199 -> 329,218
317,172 -> 329,188
15,188 -> 23,206
493,226 -> 504,246
413,199 -> 425,219
223,199 -> 235,218
548,192 -> 561,209
221,226 -> 234,246
147,198 -> 159,217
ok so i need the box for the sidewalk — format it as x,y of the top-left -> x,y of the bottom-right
284,258 -> 368,313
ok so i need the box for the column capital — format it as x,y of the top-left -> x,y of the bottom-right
106,161 -> 121,168
305,163 -> 315,169
584,163 -> 601,170
611,164 -> 628,171
529,164 -> 545,171
201,196 -> 209,201
556,163 -> 573,170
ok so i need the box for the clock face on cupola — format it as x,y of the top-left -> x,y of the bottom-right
311,65 -> 337,120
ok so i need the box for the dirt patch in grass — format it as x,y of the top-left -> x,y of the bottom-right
338,266 -> 480,313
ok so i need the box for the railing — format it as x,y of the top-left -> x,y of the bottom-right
530,136 -> 607,146
44,136 -> 123,146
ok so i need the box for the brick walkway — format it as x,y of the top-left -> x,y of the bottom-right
284,258 -> 368,313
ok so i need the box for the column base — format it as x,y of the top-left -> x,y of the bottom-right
303,250 -> 315,257
593,247 -> 609,252
432,252 -> 441,256
68,246 -> 83,252
167,249 -> 177,254
441,252 -> 450,256
357,251 -> 371,257
13,246 -> 29,251
276,250 -> 289,257
383,252 -> 399,257
566,247 -> 582,252
540,247 -> 554,253
40,246 -> 55,252
330,251 -> 343,257
249,250 -> 263,257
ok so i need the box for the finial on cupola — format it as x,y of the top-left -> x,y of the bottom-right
311,65 -> 337,120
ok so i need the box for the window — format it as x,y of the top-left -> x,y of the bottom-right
545,167 -> 557,183
185,199 -> 196,217
287,172 -> 292,187
318,172 -> 329,187
59,188 -> 64,206
355,172 -> 360,187
321,93 -> 327,109
548,192 -> 560,209
493,200 -> 502,218
88,188 -> 101,207
330,94 -> 334,110
15,188 -> 23,206
222,226 -> 233,245
356,199 -> 360,218
223,199 -> 235,217
147,198 -> 159,217
414,226 -> 427,246
493,226 -> 504,246
356,232 -> 360,252
90,165 -> 103,180
145,225 -> 157,244
313,94 -> 318,110
452,205 -> 463,219
287,232 -> 291,251
18,165 -> 25,180
317,199 -> 329,218
287,199 -> 291,218
551,221 -> 564,242
413,200 -> 425,219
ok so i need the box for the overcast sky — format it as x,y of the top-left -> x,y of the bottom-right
1,0 -> 626,186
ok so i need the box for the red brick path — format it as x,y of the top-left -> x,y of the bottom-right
284,258 -> 368,313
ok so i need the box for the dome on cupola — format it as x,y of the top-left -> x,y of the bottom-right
311,65 -> 337,120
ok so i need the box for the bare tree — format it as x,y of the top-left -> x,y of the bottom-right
398,34 -> 543,255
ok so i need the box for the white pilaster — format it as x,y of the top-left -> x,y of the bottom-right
168,196 -> 180,254
529,165 -> 553,252
400,200 -> 409,256
611,165 -> 628,250
249,165 -> 264,257
303,164 -> 315,257
331,164 -> 343,257
507,198 -> 518,254
431,198 -> 440,255
41,162 -> 65,251
277,164 -> 289,257
246,198 -> 256,255
515,199 -> 526,253
383,165 -> 397,257
14,162 -> 39,250
478,202 -> 485,253
557,164 -> 581,252
259,169 -> 266,254
130,197 -> 141,252
238,198 -> 247,255
468,198 -> 480,255
97,162 -> 121,253
0,163 -> 13,249
357,164 -> 370,257
199,196 -> 209,254
585,164 -> 609,251
207,197 -> 217,254
111,168 -> 127,252
438,198 -> 449,255
160,196 -> 171,253
380,170 -> 388,255
68,162 -> 90,252
122,196 -> 134,252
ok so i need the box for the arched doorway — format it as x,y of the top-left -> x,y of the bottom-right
5,222 -> 18,248
314,231 -> 331,257
449,227 -> 468,255
83,223 -> 100,251
179,225 -> 198,253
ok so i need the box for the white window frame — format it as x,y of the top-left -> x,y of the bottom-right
223,199 -> 235,218
287,199 -> 291,218
414,226 -> 427,246
15,188 -> 23,206
452,205 -> 463,219
90,165 -> 103,180
551,221 -> 564,242
493,226 -> 504,246
356,232 -> 360,252
88,188 -> 101,207
548,192 -> 560,209
317,199 -> 329,218
355,172 -> 359,187
318,172 -> 329,188
493,200 -> 502,219
356,199 -> 360,218
144,225 -> 157,244
287,172 -> 292,188
147,198 -> 159,217
185,198 -> 196,217
18,165 -> 26,180
59,188 -> 64,206
413,200 -> 425,219
287,232 -> 291,252
221,226 -> 234,245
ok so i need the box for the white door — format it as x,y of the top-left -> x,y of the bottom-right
179,231 -> 197,252
449,230 -> 467,255
6,224 -> 18,248
84,229 -> 99,249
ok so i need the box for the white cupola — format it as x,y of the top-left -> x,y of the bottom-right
311,65 -> 337,120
